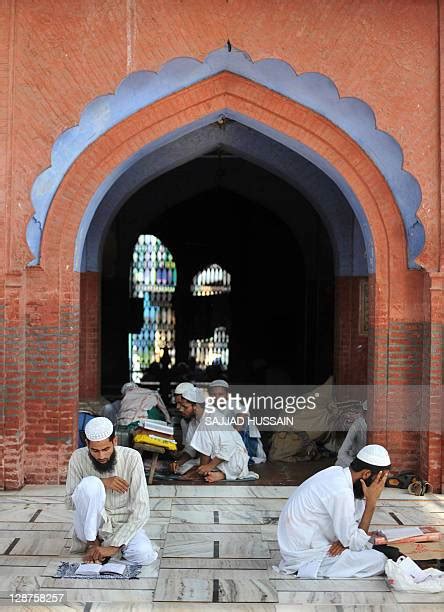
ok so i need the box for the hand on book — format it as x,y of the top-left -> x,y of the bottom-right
84,545 -> 120,563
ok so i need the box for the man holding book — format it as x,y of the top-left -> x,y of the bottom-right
65,417 -> 158,565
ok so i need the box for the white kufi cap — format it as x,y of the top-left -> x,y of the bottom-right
208,379 -> 229,389
182,387 -> 206,404
85,417 -> 114,442
174,382 -> 195,395
357,444 -> 391,467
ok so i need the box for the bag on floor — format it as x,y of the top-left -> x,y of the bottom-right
385,557 -> 444,593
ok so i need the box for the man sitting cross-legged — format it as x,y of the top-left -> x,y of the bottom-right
180,387 -> 259,483
170,382 -> 200,475
65,417 -> 157,565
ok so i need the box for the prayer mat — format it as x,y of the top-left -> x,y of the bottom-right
54,561 -> 142,580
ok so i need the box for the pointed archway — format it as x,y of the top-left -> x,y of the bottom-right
19,50 -> 438,489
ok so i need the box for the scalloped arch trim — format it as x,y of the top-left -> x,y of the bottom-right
27,46 -> 424,268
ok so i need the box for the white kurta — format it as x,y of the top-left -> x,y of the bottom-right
277,466 -> 385,578
190,415 -> 259,480
180,417 -> 198,458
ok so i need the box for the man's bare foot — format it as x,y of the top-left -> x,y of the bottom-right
205,470 -> 225,483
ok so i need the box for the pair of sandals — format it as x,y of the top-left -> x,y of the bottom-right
386,471 -> 433,495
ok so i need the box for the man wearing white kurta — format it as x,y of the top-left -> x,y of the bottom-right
208,379 -> 267,464
277,445 -> 391,578
183,387 -> 259,483
65,417 -> 157,565
171,382 -> 200,475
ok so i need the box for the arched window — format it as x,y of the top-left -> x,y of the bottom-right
189,326 -> 229,369
191,263 -> 231,296
129,234 -> 176,381
189,263 -> 230,369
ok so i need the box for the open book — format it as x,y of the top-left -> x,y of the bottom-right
374,526 -> 441,545
75,561 -> 126,577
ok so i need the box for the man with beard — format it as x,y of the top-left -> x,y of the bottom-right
65,417 -> 157,565
170,382 -> 200,475
277,445 -> 396,578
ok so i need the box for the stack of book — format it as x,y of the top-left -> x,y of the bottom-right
133,419 -> 177,451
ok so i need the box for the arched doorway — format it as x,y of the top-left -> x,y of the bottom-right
20,50 -> 436,489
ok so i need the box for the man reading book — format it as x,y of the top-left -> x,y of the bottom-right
65,417 -> 157,565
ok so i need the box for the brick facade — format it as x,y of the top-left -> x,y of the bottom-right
0,1 -> 442,489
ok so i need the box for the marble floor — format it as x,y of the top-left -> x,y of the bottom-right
0,483 -> 443,611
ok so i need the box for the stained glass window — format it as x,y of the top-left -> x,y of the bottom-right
191,263 -> 231,296
129,235 -> 176,382
189,326 -> 229,368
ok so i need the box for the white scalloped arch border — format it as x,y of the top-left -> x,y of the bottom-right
27,46 -> 424,269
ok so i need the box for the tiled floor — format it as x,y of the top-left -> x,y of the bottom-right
0,483 -> 443,610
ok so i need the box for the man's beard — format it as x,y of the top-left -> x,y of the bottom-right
88,448 -> 117,474
353,474 -> 375,499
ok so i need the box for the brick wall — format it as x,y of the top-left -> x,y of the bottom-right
79,272 -> 101,401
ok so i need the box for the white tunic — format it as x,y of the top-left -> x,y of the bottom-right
180,417 -> 198,458
190,415 -> 258,480
278,466 -> 374,577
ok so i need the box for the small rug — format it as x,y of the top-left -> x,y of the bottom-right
54,561 -> 142,580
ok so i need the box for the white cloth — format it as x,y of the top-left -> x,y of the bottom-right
191,414 -> 258,480
180,417 -> 198,458
72,476 -> 157,565
277,466 -> 375,577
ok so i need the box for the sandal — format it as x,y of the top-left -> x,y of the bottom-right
408,479 -> 434,496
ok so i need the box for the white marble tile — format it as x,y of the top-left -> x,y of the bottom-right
35,508 -> 74,523
153,605 -> 275,612
272,578 -> 389,592
278,591 -> 397,604
217,578 -> 277,603
160,558 -> 269,570
0,566 -> 44,577
168,524 -> 261,533
150,499 -> 172,511
10,536 -> 67,556
172,498 -> 285,510
40,577 -> 157,589
0,485 -> 65,497
149,485 -> 295,499
144,524 -> 168,539
91,605 -> 154,612
219,535 -> 270,559
392,591 -> 444,604
0,496 -> 66,505
0,555 -> 81,566
159,569 -> 271,580
171,509 -> 279,525
163,533 -> 215,558
36,587 -> 154,602
0,522 -> 71,531
0,505 -> 38,522
0,530 -> 68,540
154,577 -> 213,602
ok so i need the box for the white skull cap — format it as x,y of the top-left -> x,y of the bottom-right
85,417 -> 114,442
208,379 -> 229,388
174,382 -> 195,395
357,444 -> 391,467
181,387 -> 206,404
